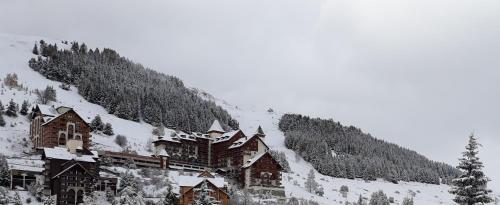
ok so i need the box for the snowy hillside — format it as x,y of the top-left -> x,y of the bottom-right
0,33 -> 496,204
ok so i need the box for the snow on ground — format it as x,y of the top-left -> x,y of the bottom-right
0,32 -> 496,204
216,99 -> 459,204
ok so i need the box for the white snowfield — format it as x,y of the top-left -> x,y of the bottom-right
0,33 -> 497,204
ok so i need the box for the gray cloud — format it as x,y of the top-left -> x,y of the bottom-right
1,0 -> 499,190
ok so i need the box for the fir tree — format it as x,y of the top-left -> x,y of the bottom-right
305,169 -> 318,193
5,99 -> 18,117
193,180 -> 219,205
103,123 -> 114,135
0,187 -> 9,204
401,197 -> 414,205
90,115 -> 104,131
19,100 -> 29,116
113,186 -> 145,205
157,183 -> 179,205
0,155 -> 9,187
369,190 -> 389,205
0,100 -> 4,114
32,43 -> 39,55
0,114 -> 5,127
450,134 -> 493,205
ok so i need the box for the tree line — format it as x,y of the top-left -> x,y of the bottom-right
28,41 -> 238,132
279,114 -> 460,185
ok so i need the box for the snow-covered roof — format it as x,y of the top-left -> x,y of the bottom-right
7,158 -> 45,173
178,175 -> 226,188
242,152 -> 268,169
36,104 -> 58,116
43,147 -> 96,163
99,171 -> 118,179
228,135 -> 255,149
213,130 -> 240,144
207,120 -> 224,133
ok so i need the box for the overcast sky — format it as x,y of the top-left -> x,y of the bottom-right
1,0 -> 499,191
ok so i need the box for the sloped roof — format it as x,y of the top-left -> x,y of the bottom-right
178,175 -> 226,188
51,163 -> 92,179
228,134 -> 269,149
43,147 -> 96,163
7,158 -> 45,173
207,120 -> 225,133
212,130 -> 241,144
242,152 -> 282,170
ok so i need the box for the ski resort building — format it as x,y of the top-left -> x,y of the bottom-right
153,120 -> 285,196
30,105 -> 92,151
24,105 -> 120,205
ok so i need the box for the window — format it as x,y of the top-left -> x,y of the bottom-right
68,123 -> 75,139
59,133 -> 66,146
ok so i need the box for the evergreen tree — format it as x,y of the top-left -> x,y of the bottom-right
0,100 -> 4,114
5,99 -> 18,117
157,183 -> 179,205
0,114 -> 5,127
90,115 -> 104,131
193,180 -> 219,205
0,187 -> 9,204
450,134 -> 493,204
305,169 -> 318,193
28,41 -> 239,133
0,155 -> 9,187
369,190 -> 389,205
36,86 -> 56,104
103,123 -> 114,135
113,186 -> 145,205
401,197 -> 414,205
32,43 -> 39,55
19,100 -> 29,116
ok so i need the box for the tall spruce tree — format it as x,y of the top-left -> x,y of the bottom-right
20,100 -> 29,116
5,99 -> 18,117
0,155 -> 10,186
450,134 -> 493,205
0,114 -> 5,127
305,169 -> 318,193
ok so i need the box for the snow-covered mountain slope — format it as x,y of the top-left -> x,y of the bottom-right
0,33 -> 496,204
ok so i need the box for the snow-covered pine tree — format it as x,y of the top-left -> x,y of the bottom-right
42,195 -> 56,205
0,154 -> 9,187
0,100 -> 4,114
157,183 -> 179,205
193,180 -> 219,205
369,190 -> 389,205
90,115 -> 104,131
0,114 -> 5,127
450,134 -> 493,205
113,186 -> 145,205
32,43 -> 39,55
401,197 -> 414,205
305,169 -> 318,193
20,100 -> 29,116
103,123 -> 114,135
6,99 -> 18,117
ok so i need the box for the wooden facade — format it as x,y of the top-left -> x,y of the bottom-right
42,157 -> 98,205
154,122 -> 284,194
179,180 -> 229,205
30,105 -> 92,151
